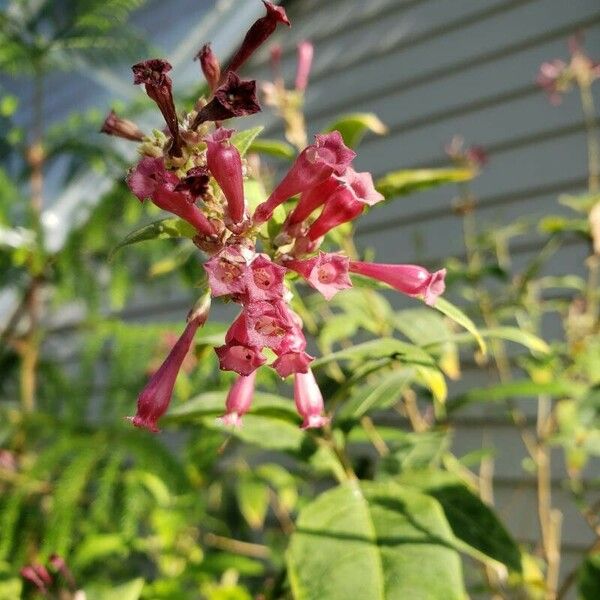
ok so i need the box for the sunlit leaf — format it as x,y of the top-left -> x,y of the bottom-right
432,297 -> 486,355
109,218 -> 196,261
324,112 -> 388,148
249,138 -> 296,160
232,126 -> 264,156
287,481 -> 465,600
376,168 -> 475,200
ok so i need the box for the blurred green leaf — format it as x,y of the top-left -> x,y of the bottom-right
376,168 -> 475,200
85,577 -> 145,600
432,297 -> 487,355
232,126 -> 264,157
324,113 -> 388,148
287,481 -> 465,600
398,471 -> 522,572
578,552 -> 600,600
236,476 -> 270,529
249,138 -> 296,160
109,218 -> 196,261
538,215 -> 589,236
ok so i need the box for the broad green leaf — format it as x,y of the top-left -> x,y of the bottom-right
324,112 -> 388,148
236,476 -> 270,529
433,297 -> 487,355
448,380 -> 584,413
249,138 -> 296,160
378,431 -> 450,474
376,167 -> 475,199
85,578 -> 144,600
480,327 -> 550,354
578,552 -> 600,599
232,126 -> 264,156
109,218 -> 196,260
287,481 -> 465,600
337,369 -> 414,420
398,472 -> 521,572
312,338 -> 436,369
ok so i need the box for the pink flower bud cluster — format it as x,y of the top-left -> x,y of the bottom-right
104,1 -> 447,434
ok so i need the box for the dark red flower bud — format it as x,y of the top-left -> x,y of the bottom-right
196,43 -> 221,92
132,59 -> 182,156
20,565 -> 52,593
100,109 -> 145,141
224,1 -> 290,76
175,166 -> 211,201
192,72 -> 261,128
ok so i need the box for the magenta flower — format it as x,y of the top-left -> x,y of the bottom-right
215,342 -> 266,375
127,157 -> 216,236
245,254 -> 287,301
204,246 -> 250,297
20,565 -> 52,593
192,72 -> 261,128
253,131 -> 356,224
307,168 -> 383,240
129,315 -> 205,432
295,41 -> 314,92
221,371 -> 257,426
132,59 -> 182,156
196,43 -> 221,92
285,176 -> 341,228
536,59 -> 569,104
127,156 -> 179,201
287,252 -> 352,300
273,350 -> 313,378
294,369 -> 329,429
205,128 -> 246,225
225,1 -> 290,75
243,300 -> 295,350
100,109 -> 145,141
349,261 -> 446,305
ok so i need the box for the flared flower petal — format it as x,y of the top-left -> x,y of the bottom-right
287,252 -> 351,300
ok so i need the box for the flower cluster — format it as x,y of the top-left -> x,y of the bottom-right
536,34 -> 600,104
101,1 -> 446,433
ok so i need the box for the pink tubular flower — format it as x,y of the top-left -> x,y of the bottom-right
295,41 -> 314,92
349,261 -> 446,305
20,564 -> 52,593
244,300 -> 295,350
129,314 -> 205,433
245,254 -> 287,301
192,72 -> 261,128
132,59 -> 182,156
307,168 -> 383,240
127,157 -> 216,236
225,1 -> 290,75
205,246 -> 250,297
205,128 -> 246,225
215,342 -> 266,375
253,131 -> 356,224
273,351 -> 313,378
287,252 -> 351,300
100,109 -> 145,141
286,176 -> 341,228
196,43 -> 221,91
294,369 -> 329,429
221,371 -> 257,426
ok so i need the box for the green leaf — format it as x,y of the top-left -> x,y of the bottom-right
398,472 -> 522,572
337,369 -> 414,420
287,481 -> 466,600
312,338 -> 437,369
578,552 -> 600,599
448,380 -> 584,413
480,327 -> 550,354
433,297 -> 487,355
249,138 -> 296,160
232,126 -> 264,156
324,113 -> 388,148
85,578 -> 145,600
538,215 -> 589,235
109,218 -> 196,261
376,168 -> 475,200
236,476 -> 270,529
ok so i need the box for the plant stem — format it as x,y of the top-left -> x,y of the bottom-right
579,83 -> 600,194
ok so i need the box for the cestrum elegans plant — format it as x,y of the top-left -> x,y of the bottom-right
101,1 -> 447,433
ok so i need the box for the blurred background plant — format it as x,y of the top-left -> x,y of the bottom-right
0,1 -> 598,600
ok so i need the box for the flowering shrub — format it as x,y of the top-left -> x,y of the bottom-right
2,1 -> 599,599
